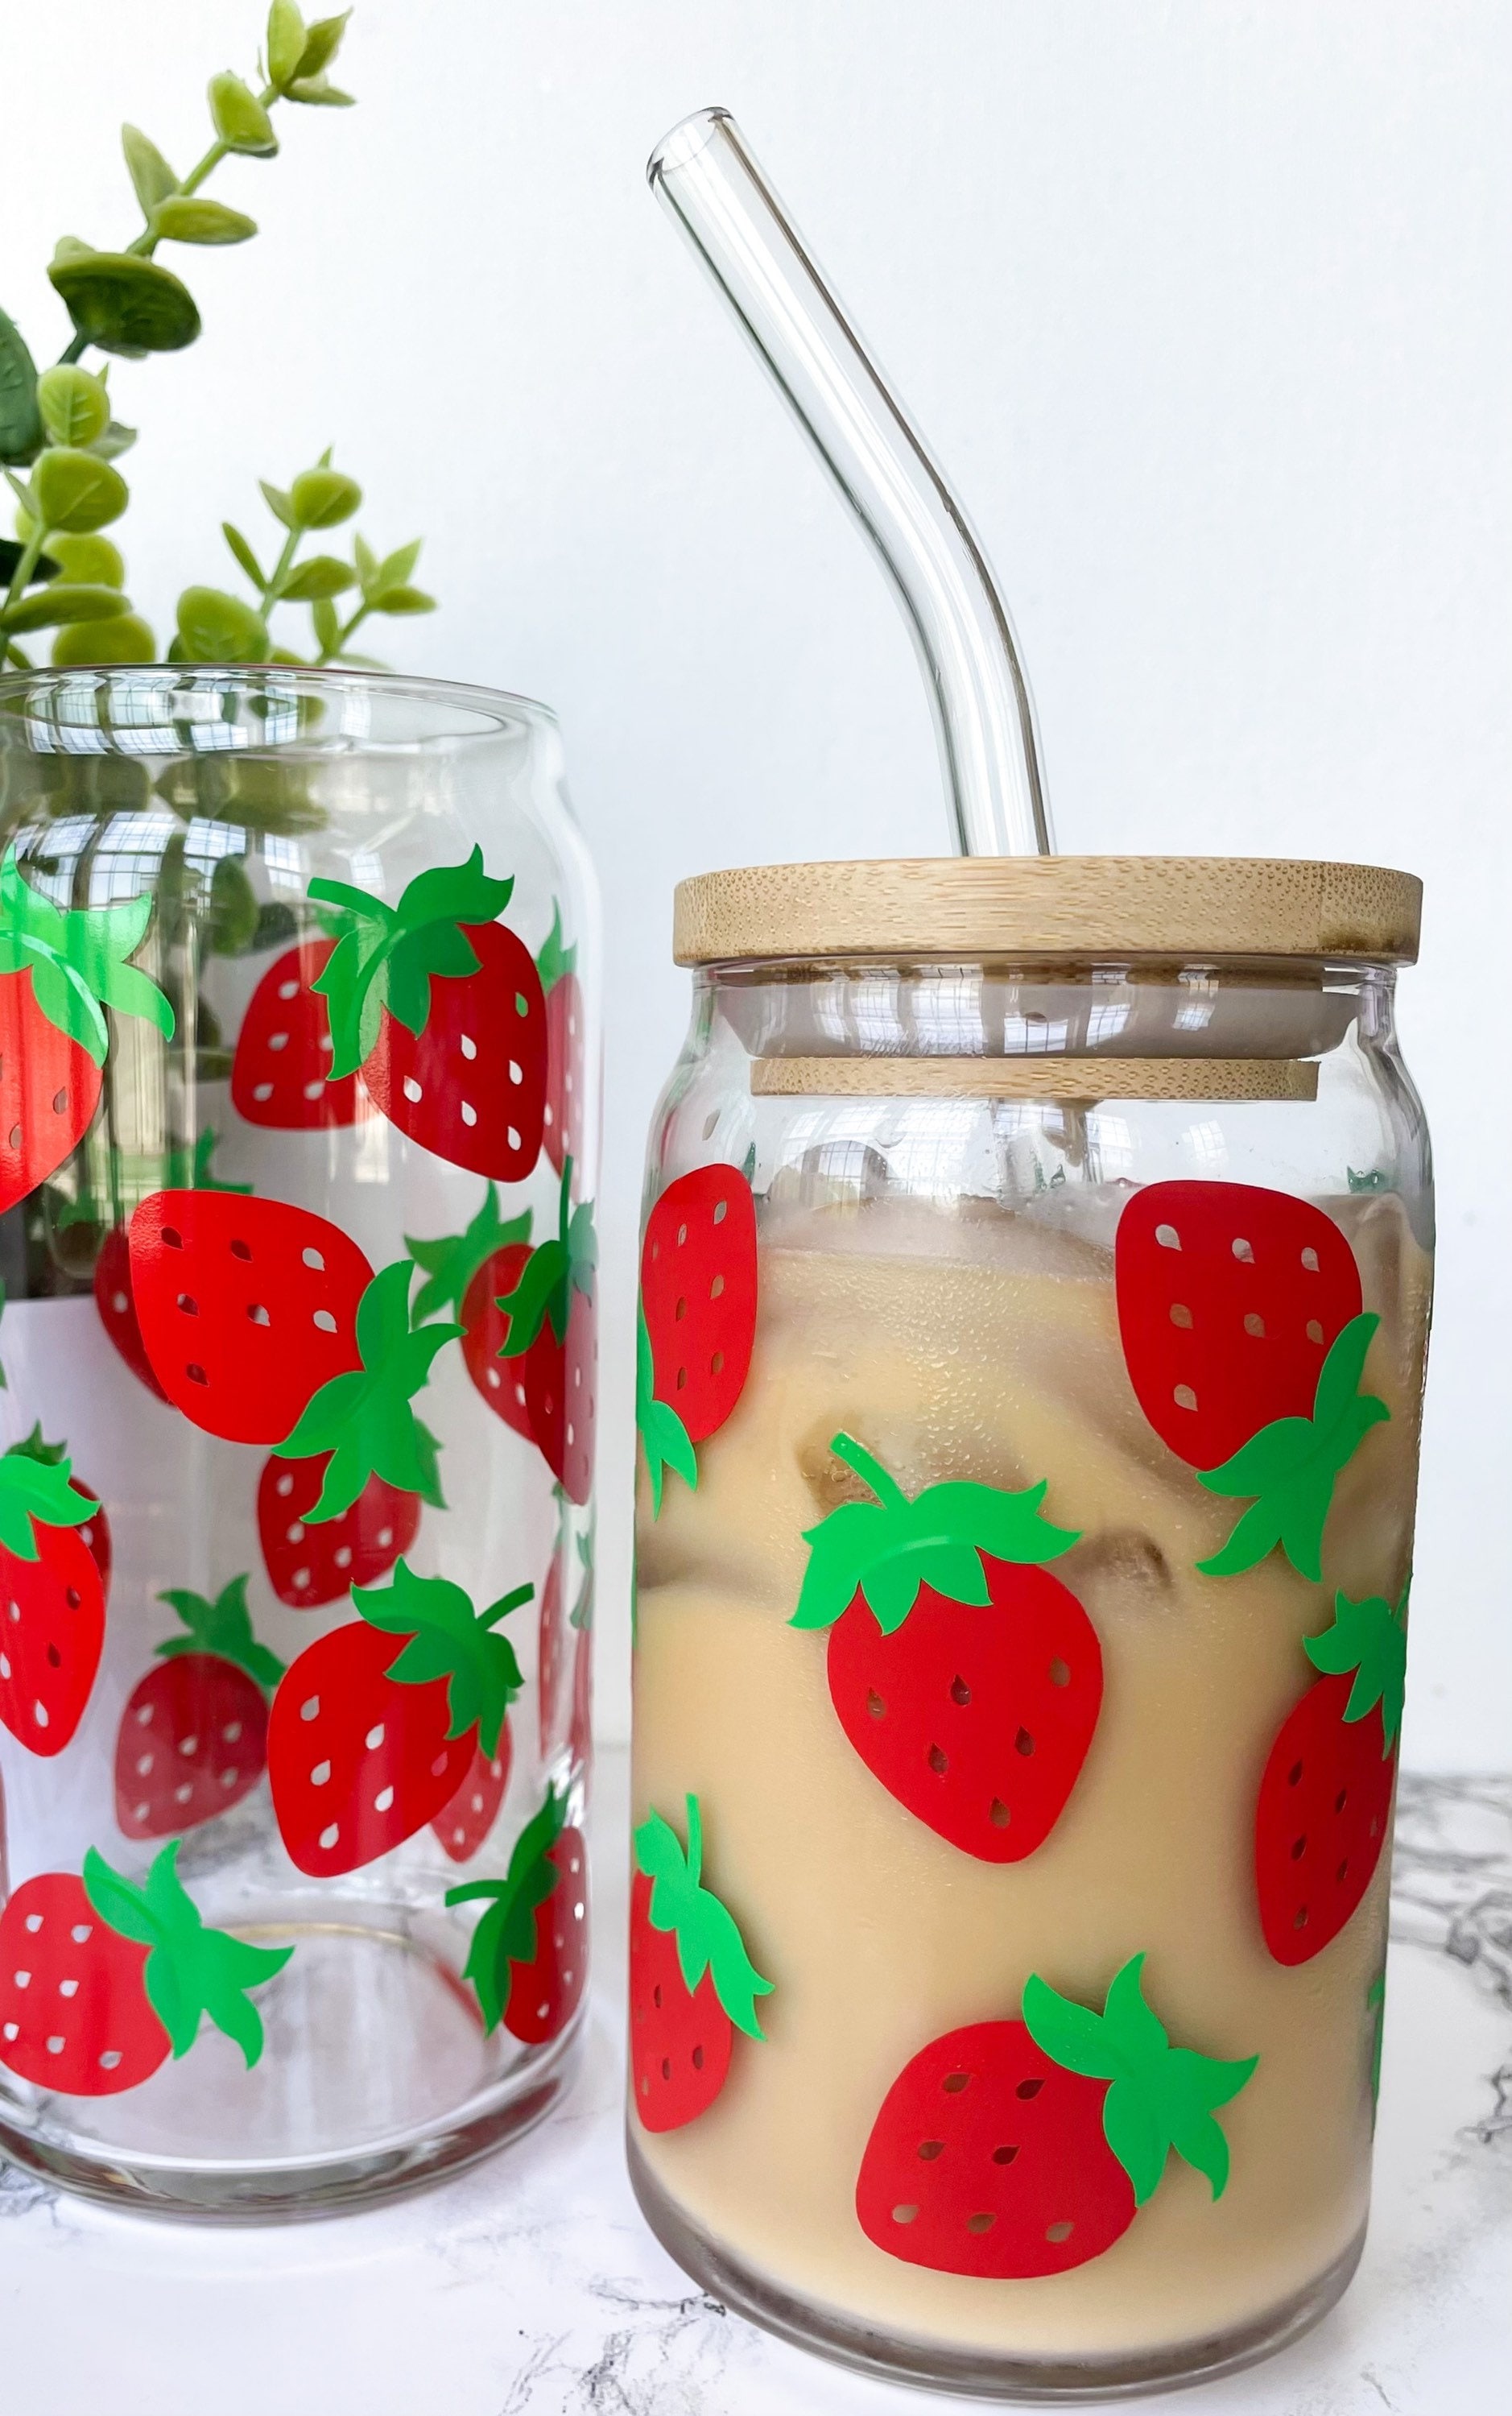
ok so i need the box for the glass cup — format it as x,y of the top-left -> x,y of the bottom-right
0,667 -> 598,2216
629,855 -> 1429,2397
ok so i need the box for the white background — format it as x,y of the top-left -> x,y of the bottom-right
5,1 -> 1507,1762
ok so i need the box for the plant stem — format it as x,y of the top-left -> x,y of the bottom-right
2,525 -> 46,619
57,79 -> 284,358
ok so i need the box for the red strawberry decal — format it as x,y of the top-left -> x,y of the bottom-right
1115,1182 -> 1389,1581
130,1198 -> 459,1523
630,1794 -> 773,2133
94,1129 -> 250,1401
406,1183 -> 534,1440
1255,1582 -> 1407,1964
539,904 -> 585,1177
0,844 -> 174,1218
231,937 -> 363,1129
637,1165 -> 758,1515
432,1735 -> 513,1865
857,1954 -> 1257,2277
114,1575 -> 286,1842
267,1559 -> 528,1876
791,1434 -> 1098,1862
309,849 -> 546,1180
495,1161 -> 597,1505
0,1438 -> 105,1756
256,1454 -> 421,1611
447,1787 -> 588,2043
0,1842 -> 291,2096
5,1423 -> 111,1601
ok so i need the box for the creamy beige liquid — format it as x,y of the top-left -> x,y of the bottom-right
631,1189 -> 1430,2360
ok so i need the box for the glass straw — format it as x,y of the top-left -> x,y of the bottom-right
647,106 -> 1053,859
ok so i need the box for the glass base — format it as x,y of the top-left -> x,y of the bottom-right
626,2137 -> 1367,2402
0,1910 -> 586,2222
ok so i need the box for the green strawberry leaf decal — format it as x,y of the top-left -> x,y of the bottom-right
635,1303 -> 696,1518
536,901 -> 576,994
1023,1953 -> 1258,2205
155,1574 -> 286,1694
1367,1968 -> 1386,2112
570,1521 -> 595,1632
405,1181 -> 531,1323
446,1786 -> 566,2034
634,1794 -> 773,2040
1196,1314 -> 1390,1582
1303,1578 -> 1410,1757
309,846 -> 514,1080
494,1158 -> 597,1354
82,1840 -> 291,2068
0,844 -> 175,1065
791,1433 -> 1080,1637
0,1433 -> 97,1560
353,1558 -> 528,1756
273,1257 -> 461,1521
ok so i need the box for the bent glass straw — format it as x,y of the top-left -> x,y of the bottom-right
647,106 -> 1053,859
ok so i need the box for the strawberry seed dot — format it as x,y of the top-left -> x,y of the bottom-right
1046,2220 -> 1074,2244
98,2050 -> 122,2070
1307,1318 -> 1325,1345
1172,1383 -> 1198,1413
1015,2077 -> 1043,2100
1287,1760 -> 1303,1786
992,2145 -> 1018,2165
318,1822 -> 339,1851
917,2140 -> 944,2161
51,1090 -> 67,1116
891,2204 -> 919,2224
403,1077 -> 423,1104
1301,1246 -> 1320,1272
1335,1787 -> 1348,1812
866,1689 -> 886,1719
989,1799 -> 1010,1828
312,1309 -> 337,1334
1291,1835 -> 1307,1860
1155,1222 -> 1180,1251
950,1675 -> 971,1705
1014,1727 -> 1035,1758
229,1238 -> 252,1261
302,1247 -> 324,1271
692,2044 -> 704,2070
461,1102 -> 477,1127
712,1200 -> 728,1226
1243,1311 -> 1266,1338
942,2073 -> 970,2095
966,2213 -> 996,2235
927,1744 -> 948,1774
1169,1301 -> 1193,1328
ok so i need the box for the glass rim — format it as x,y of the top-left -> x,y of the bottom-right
0,661 -> 559,742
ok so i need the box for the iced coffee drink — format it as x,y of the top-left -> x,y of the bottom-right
629,857 -> 1430,2396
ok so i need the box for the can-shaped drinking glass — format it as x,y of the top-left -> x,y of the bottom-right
0,667 -> 598,2215
630,855 -> 1427,2398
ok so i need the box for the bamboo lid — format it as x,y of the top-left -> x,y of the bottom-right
672,857 -> 1421,966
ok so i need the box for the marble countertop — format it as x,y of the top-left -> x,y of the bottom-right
2,1756 -> 1509,2416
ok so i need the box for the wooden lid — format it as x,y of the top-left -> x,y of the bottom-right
672,857 -> 1421,966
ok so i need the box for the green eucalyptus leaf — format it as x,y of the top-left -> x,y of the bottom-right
49,250 -> 200,358
176,585 -> 269,664
51,612 -> 155,667
289,466 -> 361,528
222,521 -> 266,586
285,73 -> 354,105
90,419 -> 138,460
371,582 -> 435,616
281,553 -> 356,601
209,72 -> 278,156
36,365 -> 109,449
259,478 -> 295,528
152,197 -> 258,247
47,532 -> 124,586
2,582 -> 128,634
121,125 -> 178,214
266,0 -> 309,89
0,308 -> 43,465
297,10 -> 351,76
207,854 -> 261,955
31,447 -> 128,534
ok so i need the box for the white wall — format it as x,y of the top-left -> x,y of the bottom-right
6,2 -> 1507,1764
